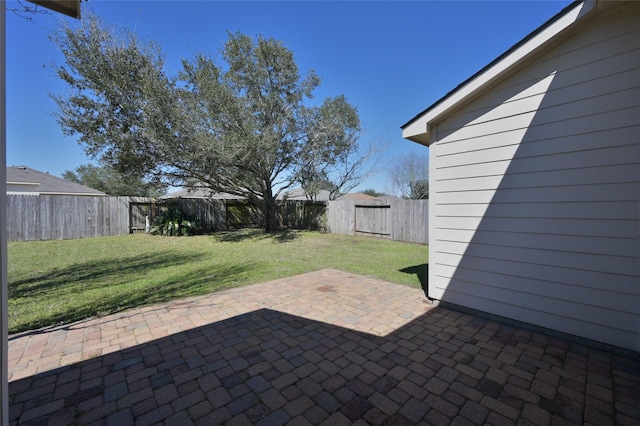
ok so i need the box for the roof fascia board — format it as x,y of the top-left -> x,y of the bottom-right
27,0 -> 81,19
6,182 -> 39,186
39,192 -> 107,196
402,0 -> 596,146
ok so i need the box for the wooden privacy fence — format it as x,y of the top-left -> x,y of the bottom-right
279,201 -> 326,230
131,199 -> 326,231
129,198 -> 227,233
326,199 -> 428,244
6,195 -> 328,241
7,195 -> 133,242
7,194 -> 428,243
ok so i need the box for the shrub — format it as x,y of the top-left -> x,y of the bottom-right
150,205 -> 201,236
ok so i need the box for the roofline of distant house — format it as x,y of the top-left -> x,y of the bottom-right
7,191 -> 108,196
6,181 -> 38,186
401,0 -> 586,133
42,192 -> 107,196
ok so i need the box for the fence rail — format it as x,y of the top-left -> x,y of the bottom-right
7,194 -> 428,244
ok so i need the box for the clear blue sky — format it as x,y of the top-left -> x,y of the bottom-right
6,0 -> 571,194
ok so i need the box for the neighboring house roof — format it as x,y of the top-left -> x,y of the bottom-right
402,0 -> 594,145
162,187 -> 331,202
6,166 -> 106,196
335,193 -> 377,202
159,188 -> 245,200
279,188 -> 331,202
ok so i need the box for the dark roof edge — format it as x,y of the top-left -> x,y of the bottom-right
401,0 -> 584,130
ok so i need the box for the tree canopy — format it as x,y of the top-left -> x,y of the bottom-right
51,14 -> 377,231
62,164 -> 166,197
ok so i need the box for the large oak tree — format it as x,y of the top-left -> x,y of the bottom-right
52,14 -> 372,231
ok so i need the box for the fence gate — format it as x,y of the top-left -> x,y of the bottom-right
354,204 -> 390,238
129,202 -> 159,233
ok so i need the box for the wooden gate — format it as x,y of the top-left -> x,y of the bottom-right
354,204 -> 390,238
129,202 -> 164,233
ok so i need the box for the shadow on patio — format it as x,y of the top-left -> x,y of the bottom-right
8,270 -> 640,425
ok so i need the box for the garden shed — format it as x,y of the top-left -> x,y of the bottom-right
402,0 -> 640,352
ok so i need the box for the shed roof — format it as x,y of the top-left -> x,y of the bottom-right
7,166 -> 106,196
402,0 -> 595,145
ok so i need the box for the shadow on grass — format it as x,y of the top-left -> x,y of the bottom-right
9,251 -> 258,334
9,252 -> 206,298
212,228 -> 302,243
400,263 -> 428,296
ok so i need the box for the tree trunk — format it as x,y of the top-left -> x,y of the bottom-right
263,192 -> 280,233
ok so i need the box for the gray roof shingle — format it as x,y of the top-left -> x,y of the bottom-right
6,166 -> 106,196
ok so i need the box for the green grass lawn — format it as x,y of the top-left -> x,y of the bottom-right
8,229 -> 428,334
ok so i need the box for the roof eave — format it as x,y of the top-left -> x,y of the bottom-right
402,123 -> 432,146
27,0 -> 80,19
401,0 -> 596,144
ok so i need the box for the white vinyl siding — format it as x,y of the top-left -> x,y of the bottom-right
429,5 -> 640,350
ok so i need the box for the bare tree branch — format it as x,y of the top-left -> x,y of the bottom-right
6,0 -> 50,22
388,153 -> 429,199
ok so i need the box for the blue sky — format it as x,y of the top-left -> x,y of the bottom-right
6,0 -> 570,194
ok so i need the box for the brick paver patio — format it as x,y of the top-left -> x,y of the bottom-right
8,269 -> 640,425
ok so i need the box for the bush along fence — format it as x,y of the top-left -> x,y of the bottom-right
6,194 -> 428,244
129,198 -> 227,233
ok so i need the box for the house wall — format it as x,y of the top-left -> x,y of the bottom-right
429,4 -> 640,350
